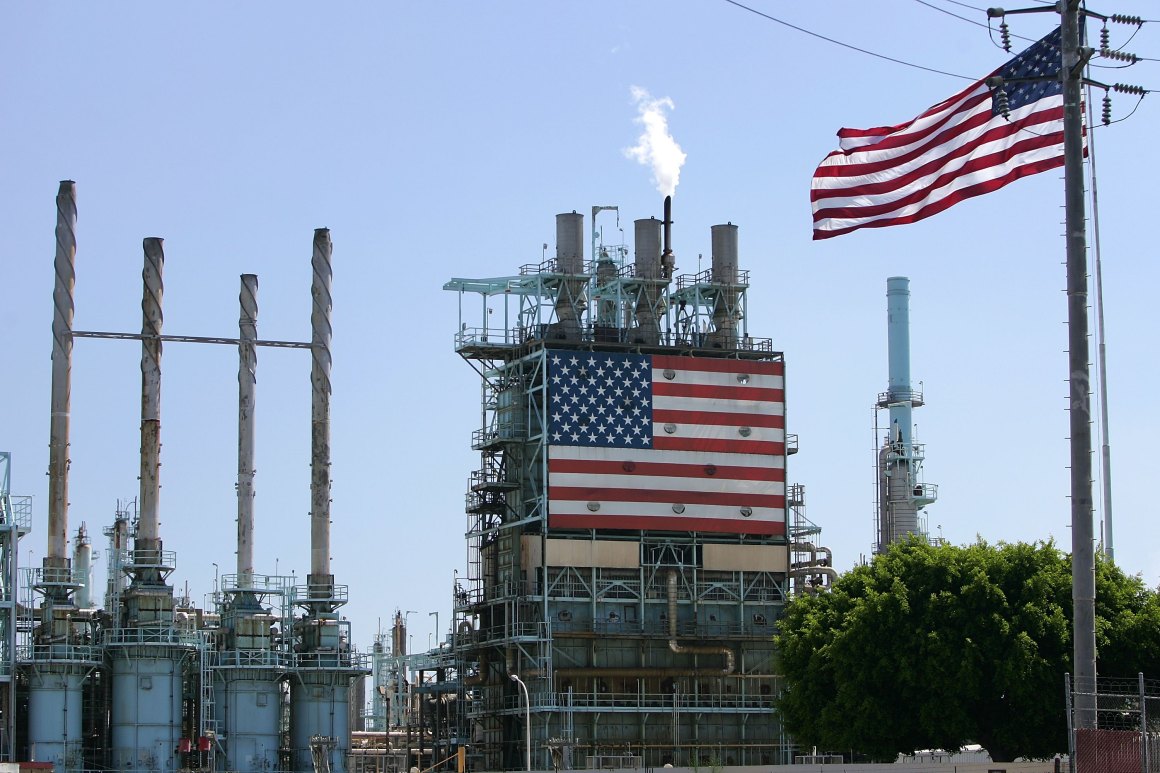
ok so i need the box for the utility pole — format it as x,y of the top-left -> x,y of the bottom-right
989,0 -> 1147,735
1059,0 -> 1097,731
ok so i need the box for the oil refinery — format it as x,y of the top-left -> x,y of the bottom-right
0,184 -> 951,772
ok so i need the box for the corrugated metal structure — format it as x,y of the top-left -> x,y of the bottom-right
442,200 -> 821,770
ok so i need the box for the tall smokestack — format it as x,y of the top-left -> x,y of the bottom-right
309,229 -> 333,594
45,180 -> 77,593
886,277 -> 914,453
237,274 -> 258,588
136,237 -> 165,578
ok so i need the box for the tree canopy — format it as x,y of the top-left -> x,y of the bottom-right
775,539 -> 1160,762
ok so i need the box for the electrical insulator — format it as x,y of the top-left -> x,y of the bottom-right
1110,14 -> 1143,26
1112,82 -> 1147,96
1100,48 -> 1139,63
999,20 -> 1011,52
1102,93 -> 1112,125
1100,27 -> 1109,50
994,86 -> 1010,119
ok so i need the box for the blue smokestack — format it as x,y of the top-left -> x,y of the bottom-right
886,276 -> 914,455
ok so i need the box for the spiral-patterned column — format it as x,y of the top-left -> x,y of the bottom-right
309,228 -> 333,592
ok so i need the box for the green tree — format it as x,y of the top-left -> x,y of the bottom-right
775,539 -> 1160,762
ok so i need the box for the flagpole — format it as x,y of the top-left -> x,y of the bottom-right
1061,0 -> 1097,730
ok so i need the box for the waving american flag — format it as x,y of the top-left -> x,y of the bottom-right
812,27 -> 1066,239
546,350 -> 786,535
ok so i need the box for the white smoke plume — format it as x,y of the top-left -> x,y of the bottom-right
624,86 -> 687,198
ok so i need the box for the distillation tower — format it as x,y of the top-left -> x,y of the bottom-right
873,276 -> 938,554
444,199 -> 817,769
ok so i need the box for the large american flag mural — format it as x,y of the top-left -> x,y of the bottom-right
546,350 -> 786,535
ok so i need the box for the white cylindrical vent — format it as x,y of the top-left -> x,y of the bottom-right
73,524 -> 92,608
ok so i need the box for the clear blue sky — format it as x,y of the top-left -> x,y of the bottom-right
3,2 -> 1156,653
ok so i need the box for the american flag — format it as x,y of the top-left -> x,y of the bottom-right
811,27 -> 1065,239
546,350 -> 786,535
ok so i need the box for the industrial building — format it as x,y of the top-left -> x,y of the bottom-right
3,181 -> 369,773
422,199 -> 833,770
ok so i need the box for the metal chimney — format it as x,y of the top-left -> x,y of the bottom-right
44,180 -> 77,595
309,229 -> 334,596
554,212 -> 585,340
237,274 -> 258,589
633,217 -> 662,344
709,223 -> 739,347
136,237 -> 165,580
886,277 -> 914,452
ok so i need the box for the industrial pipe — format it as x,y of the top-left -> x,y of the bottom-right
666,570 -> 734,675
45,180 -> 77,582
789,566 -> 838,594
309,228 -> 333,594
237,274 -> 258,588
136,237 -> 165,564
660,196 -> 674,280
789,542 -> 817,567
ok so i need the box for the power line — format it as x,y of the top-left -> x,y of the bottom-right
914,0 -> 1039,44
720,0 -> 973,80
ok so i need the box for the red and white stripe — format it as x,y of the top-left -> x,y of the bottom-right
548,356 -> 787,535
811,73 -> 1065,240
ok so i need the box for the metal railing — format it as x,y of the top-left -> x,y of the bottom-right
17,642 -> 104,663
103,626 -> 201,647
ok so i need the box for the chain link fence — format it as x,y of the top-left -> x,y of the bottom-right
1067,673 -> 1160,773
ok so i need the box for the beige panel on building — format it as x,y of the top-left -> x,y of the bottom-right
521,535 -> 543,571
702,543 -> 788,573
522,537 -> 640,569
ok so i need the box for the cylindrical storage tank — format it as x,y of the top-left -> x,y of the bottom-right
109,647 -> 186,772
290,673 -> 353,773
709,223 -> 740,347
214,670 -> 282,773
27,666 -> 87,770
633,218 -> 663,344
